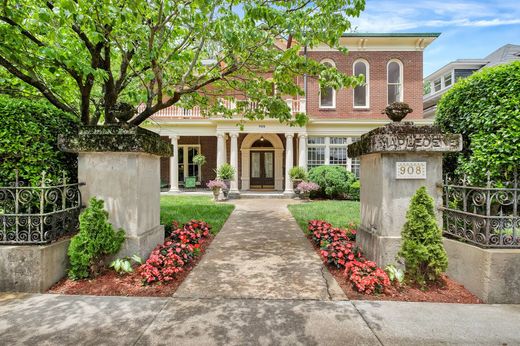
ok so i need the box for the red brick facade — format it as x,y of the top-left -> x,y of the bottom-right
305,50 -> 424,119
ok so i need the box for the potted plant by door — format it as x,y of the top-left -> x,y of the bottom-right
207,179 -> 227,201
289,166 -> 308,192
215,163 -> 236,199
296,181 -> 320,200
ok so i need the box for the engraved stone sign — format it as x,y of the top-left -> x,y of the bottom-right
396,162 -> 426,179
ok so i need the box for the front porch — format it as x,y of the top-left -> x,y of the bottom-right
161,132 -> 308,195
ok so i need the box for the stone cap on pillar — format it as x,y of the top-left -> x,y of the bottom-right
58,125 -> 173,157
347,122 -> 462,158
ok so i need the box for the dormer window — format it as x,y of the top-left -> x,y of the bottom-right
387,59 -> 403,104
319,59 -> 336,109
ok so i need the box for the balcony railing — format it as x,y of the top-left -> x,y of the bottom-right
146,98 -> 306,118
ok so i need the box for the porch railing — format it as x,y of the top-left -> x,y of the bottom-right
146,98 -> 306,118
440,172 -> 519,248
0,171 -> 83,245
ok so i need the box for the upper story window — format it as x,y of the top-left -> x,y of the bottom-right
433,78 -> 442,92
319,59 -> 336,109
444,73 -> 452,87
387,59 -> 403,104
353,59 -> 369,108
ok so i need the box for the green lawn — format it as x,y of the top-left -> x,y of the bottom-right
288,200 -> 360,232
160,196 -> 235,234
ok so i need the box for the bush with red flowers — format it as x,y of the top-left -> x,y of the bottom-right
140,220 -> 211,284
320,240 -> 363,268
344,259 -> 391,295
308,220 -> 355,246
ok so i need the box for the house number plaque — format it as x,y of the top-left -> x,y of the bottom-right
396,162 -> 426,179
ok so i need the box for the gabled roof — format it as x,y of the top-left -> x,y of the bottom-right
342,32 -> 441,38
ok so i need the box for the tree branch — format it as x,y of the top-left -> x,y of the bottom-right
0,54 -> 76,114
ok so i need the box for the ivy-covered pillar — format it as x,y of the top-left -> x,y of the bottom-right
347,122 -> 462,267
60,126 -> 173,259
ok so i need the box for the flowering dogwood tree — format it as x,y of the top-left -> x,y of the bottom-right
0,0 -> 365,126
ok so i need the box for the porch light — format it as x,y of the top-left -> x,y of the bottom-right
260,136 -> 265,141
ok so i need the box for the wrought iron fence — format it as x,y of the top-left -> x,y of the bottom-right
440,172 -> 519,248
0,171 -> 83,245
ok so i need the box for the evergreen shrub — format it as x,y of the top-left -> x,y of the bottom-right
68,197 -> 125,280
308,165 -> 356,199
398,187 -> 448,286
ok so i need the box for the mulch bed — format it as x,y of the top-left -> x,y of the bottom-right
48,234 -> 214,297
307,235 -> 482,304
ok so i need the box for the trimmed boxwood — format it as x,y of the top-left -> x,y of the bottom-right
435,61 -> 520,184
0,95 -> 78,185
308,165 -> 356,199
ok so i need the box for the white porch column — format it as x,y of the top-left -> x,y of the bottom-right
284,133 -> 294,195
169,135 -> 180,192
298,133 -> 307,170
229,132 -> 240,194
216,132 -> 226,168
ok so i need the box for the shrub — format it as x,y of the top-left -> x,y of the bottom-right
308,165 -> 356,199
0,95 -> 78,185
398,187 -> 448,286
67,197 -> 125,280
289,166 -> 308,181
110,255 -> 143,275
435,61 -> 520,184
344,260 -> 391,294
320,240 -> 363,268
348,180 -> 360,201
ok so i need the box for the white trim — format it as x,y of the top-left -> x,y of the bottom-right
319,58 -> 337,109
353,59 -> 370,109
387,59 -> 404,104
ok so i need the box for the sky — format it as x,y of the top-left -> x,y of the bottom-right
349,0 -> 520,77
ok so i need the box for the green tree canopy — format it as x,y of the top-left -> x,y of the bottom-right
0,0 -> 365,126
435,61 -> 520,184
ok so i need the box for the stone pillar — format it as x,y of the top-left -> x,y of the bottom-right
298,133 -> 307,170
347,122 -> 462,267
169,135 -> 180,193
60,126 -> 173,260
229,132 -> 240,195
216,132 -> 226,168
284,133 -> 294,196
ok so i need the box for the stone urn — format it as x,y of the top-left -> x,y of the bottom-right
292,179 -> 303,192
382,102 -> 413,122
212,188 -> 220,201
110,102 -> 137,123
222,179 -> 230,199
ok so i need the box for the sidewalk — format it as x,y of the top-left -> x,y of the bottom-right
1,293 -> 519,345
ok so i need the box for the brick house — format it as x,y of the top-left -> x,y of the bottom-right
144,33 -> 439,195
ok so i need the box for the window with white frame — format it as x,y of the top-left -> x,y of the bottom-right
307,136 -> 361,177
444,73 -> 452,87
319,59 -> 336,109
350,138 -> 360,178
387,60 -> 403,104
307,137 -> 325,169
329,137 -> 348,167
353,59 -> 369,108
178,145 -> 201,184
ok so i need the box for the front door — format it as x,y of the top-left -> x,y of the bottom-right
250,151 -> 275,189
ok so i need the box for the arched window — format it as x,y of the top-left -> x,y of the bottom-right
387,59 -> 403,104
319,59 -> 336,109
353,59 -> 369,108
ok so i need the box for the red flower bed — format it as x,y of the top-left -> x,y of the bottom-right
320,240 -> 363,268
140,220 -> 212,284
344,259 -> 391,294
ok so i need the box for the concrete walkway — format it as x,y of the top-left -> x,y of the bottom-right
1,199 -> 520,345
174,199 -> 345,300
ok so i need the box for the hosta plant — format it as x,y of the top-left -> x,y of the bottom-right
345,260 -> 391,295
110,255 -> 143,275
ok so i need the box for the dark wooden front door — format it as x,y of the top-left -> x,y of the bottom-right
250,151 -> 275,189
